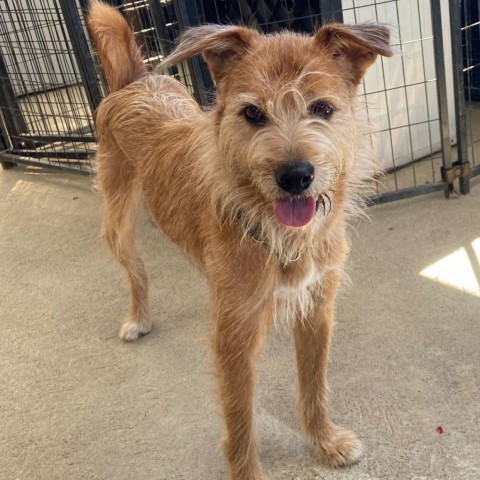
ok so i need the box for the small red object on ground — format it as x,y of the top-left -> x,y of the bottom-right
436,426 -> 444,434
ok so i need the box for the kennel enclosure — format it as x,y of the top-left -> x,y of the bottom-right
0,0 -> 479,203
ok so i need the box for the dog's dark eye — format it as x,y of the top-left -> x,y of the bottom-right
243,105 -> 266,126
309,101 -> 334,119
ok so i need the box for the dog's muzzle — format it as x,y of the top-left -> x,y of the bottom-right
274,161 -> 317,228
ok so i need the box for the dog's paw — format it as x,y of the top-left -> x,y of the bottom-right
119,320 -> 151,342
315,425 -> 363,468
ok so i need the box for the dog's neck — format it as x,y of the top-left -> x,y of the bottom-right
234,209 -> 311,265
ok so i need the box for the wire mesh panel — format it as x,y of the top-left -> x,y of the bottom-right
0,0 -> 193,173
166,0 -> 453,203
0,0 -> 98,172
0,0 -> 461,203
93,0 -> 196,93
343,0 -> 449,202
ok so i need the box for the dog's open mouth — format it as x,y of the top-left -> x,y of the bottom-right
274,195 -> 331,227
274,197 -> 317,227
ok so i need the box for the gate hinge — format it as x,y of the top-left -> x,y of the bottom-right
441,161 -> 471,198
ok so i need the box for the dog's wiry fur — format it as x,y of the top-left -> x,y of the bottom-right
88,2 -> 392,478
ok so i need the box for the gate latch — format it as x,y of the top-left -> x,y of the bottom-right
441,161 -> 471,198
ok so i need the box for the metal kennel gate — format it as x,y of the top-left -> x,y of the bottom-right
0,0 -> 100,173
0,0 -> 479,204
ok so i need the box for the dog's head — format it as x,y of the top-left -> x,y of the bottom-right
164,23 -> 392,237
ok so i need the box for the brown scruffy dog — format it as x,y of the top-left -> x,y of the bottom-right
88,2 -> 392,478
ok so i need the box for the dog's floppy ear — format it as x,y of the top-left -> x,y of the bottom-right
315,23 -> 393,84
162,25 -> 260,83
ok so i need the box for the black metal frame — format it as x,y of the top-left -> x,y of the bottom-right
456,0 -> 480,187
60,0 -> 103,115
449,0 -> 470,195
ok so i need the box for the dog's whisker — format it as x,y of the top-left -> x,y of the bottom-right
324,193 -> 332,215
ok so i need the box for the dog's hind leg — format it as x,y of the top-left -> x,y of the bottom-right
294,270 -> 363,467
98,148 -> 151,342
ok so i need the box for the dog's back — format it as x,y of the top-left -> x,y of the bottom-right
88,2 -> 208,290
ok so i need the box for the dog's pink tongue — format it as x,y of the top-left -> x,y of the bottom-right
275,197 -> 316,227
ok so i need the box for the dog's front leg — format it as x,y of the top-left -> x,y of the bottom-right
212,286 -> 273,480
294,270 -> 363,467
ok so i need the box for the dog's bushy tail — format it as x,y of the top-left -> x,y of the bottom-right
87,0 -> 146,91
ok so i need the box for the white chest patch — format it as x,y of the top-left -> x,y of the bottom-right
275,262 -> 321,300
274,262 -> 341,324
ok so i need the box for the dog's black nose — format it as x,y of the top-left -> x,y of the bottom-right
276,161 -> 314,195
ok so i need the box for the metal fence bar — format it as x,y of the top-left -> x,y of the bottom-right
0,150 -> 90,174
147,0 -> 173,58
367,182 -> 446,205
59,0 -> 102,115
416,0 -> 436,184
15,134 -> 96,143
474,0 -> 480,169
0,52 -> 28,149
173,0 -> 211,105
0,125 -> 15,169
449,0 -> 470,194
460,0 -> 480,175
431,0 -> 453,172
8,149 -> 91,160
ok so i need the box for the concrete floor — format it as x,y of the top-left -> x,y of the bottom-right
1,166 -> 479,480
